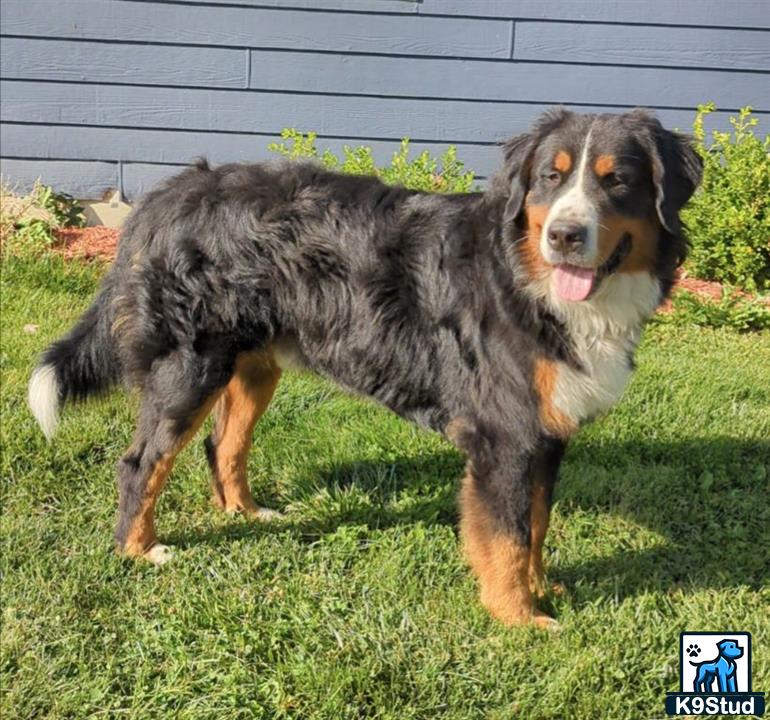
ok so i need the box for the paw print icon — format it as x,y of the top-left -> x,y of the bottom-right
686,643 -> 700,658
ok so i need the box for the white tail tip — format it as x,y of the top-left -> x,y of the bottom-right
28,365 -> 60,440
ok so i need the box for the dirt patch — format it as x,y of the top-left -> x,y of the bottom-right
53,226 -> 120,262
658,270 -> 768,313
658,273 -> 722,313
676,273 -> 725,301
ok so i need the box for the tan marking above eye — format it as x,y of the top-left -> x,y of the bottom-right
554,151 -> 572,173
594,154 -> 616,177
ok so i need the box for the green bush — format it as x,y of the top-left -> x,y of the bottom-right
268,129 -> 475,193
1,181 -> 84,258
654,288 -> 770,332
682,104 -> 770,293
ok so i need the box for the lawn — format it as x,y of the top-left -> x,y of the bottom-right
1,253 -> 769,719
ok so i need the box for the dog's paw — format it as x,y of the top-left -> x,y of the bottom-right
549,581 -> 567,597
247,506 -> 284,522
145,544 -> 174,566
533,611 -> 562,632
686,643 -> 701,658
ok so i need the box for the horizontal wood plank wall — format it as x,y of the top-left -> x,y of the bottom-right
1,0 -> 768,200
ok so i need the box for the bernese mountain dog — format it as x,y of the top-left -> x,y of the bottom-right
29,108 -> 702,628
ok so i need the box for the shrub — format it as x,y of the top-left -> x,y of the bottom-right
682,104 -> 770,293
654,288 -> 770,332
268,129 -> 475,193
0,180 -> 84,257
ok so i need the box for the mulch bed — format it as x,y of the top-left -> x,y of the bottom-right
658,272 -> 722,313
52,226 -> 755,312
658,271 -> 768,311
53,226 -> 121,262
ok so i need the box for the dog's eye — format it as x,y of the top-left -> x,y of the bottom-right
541,171 -> 561,185
603,172 -> 628,189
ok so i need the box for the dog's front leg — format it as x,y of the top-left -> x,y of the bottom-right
458,436 -> 558,629
529,437 -> 566,597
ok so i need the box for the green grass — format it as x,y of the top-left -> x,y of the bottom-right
2,254 -> 769,719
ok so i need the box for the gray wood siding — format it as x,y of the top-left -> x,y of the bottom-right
1,0 -> 768,200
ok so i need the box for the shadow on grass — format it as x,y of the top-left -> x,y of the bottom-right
166,452 -> 463,548
167,436 -> 769,599
548,436 -> 770,600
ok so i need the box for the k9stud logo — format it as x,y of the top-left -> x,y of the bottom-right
666,632 -> 765,716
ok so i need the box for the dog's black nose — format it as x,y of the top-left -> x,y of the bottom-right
547,222 -> 588,253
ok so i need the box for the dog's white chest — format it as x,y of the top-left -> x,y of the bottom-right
546,272 -> 659,427
552,335 -> 635,425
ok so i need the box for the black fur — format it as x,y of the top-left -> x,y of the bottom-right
38,279 -> 121,406
535,437 -> 567,514
628,110 -> 703,296
32,109 -> 701,576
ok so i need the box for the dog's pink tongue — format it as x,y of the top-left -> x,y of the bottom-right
553,265 -> 595,302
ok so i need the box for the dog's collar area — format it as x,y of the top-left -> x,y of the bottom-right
597,233 -> 632,279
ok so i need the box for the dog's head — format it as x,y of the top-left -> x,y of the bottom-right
498,108 -> 702,307
717,640 -> 744,660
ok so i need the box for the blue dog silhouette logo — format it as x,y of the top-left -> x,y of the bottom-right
689,638 -> 743,693
666,632 -> 765,716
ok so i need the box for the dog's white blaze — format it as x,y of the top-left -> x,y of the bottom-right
550,272 -> 662,424
28,364 -> 60,440
541,128 -> 599,265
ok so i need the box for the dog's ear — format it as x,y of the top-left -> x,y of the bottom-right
630,109 -> 703,234
501,107 -> 573,226
501,132 -> 537,225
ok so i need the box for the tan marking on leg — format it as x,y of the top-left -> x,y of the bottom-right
594,154 -> 615,177
122,393 -> 222,559
459,472 -> 557,629
554,150 -> 572,174
122,454 -> 174,558
597,214 -> 659,274
529,480 -> 550,597
210,350 -> 281,518
533,358 -> 577,438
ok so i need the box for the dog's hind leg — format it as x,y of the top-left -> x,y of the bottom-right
529,438 -> 565,598
204,350 -> 282,520
115,352 -> 228,564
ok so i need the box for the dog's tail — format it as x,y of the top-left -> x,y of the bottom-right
28,280 -> 122,440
